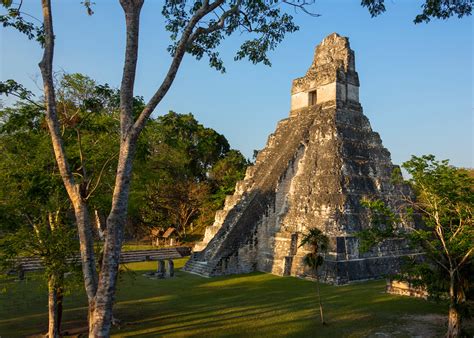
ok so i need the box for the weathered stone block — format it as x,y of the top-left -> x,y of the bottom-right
185,33 -> 417,284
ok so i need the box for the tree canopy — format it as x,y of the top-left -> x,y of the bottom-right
135,111 -> 248,238
0,73 -> 248,241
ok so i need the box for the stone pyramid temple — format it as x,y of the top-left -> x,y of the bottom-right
184,33 -> 413,284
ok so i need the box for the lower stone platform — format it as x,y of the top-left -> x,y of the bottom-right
184,235 -> 420,285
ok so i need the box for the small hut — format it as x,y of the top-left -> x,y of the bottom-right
150,228 -> 162,246
162,227 -> 177,246
150,227 -> 178,246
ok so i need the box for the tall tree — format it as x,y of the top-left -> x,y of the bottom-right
0,75 -> 126,336
358,155 -> 473,337
1,0 -> 472,336
0,212 -> 79,338
0,100 -> 79,338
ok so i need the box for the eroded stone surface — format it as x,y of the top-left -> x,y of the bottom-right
183,33 -> 416,284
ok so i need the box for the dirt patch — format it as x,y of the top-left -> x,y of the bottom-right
370,314 -> 474,337
369,314 -> 446,338
401,314 -> 446,337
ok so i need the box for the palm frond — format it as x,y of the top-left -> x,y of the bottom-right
299,228 -> 329,252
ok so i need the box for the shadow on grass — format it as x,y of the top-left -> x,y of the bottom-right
111,269 -> 446,337
0,262 -> 449,338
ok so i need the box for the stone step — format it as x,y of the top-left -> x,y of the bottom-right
235,180 -> 251,195
182,259 -> 213,277
223,195 -> 241,210
193,243 -> 207,252
244,165 -> 257,180
189,115 -> 295,260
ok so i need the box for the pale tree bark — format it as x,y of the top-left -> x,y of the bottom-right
39,0 -> 98,321
47,278 -> 59,338
447,271 -> 461,337
87,1 -> 144,334
47,276 -> 63,338
90,136 -> 138,335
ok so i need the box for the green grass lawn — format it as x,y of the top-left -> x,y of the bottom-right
0,258 -> 461,337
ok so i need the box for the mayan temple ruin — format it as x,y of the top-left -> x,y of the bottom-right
184,33 -> 414,284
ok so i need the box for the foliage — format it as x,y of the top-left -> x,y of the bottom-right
142,179 -> 211,236
299,228 -> 328,271
0,74 -> 123,226
361,0 -> 472,23
150,111 -> 231,179
210,149 -> 249,196
0,77 -> 248,241
358,155 -> 474,336
138,112 -> 248,237
0,79 -> 35,102
0,211 -> 79,285
162,0 -> 301,71
0,2 -> 45,46
0,209 -> 81,337
3,0 -> 470,333
299,227 -> 329,324
0,101 -> 61,233
0,74 -> 123,317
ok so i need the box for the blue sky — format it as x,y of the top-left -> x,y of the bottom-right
1,0 -> 473,167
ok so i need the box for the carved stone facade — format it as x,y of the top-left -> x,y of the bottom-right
184,33 -> 416,284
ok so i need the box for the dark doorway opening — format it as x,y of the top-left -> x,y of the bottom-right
309,90 -> 317,106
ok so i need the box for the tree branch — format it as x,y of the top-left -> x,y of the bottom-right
282,0 -> 320,17
118,0 -> 144,138
456,247 -> 474,270
85,151 -> 119,200
38,0 -> 98,303
75,128 -> 88,183
131,0 -> 226,138
38,0 -> 78,201
189,0 -> 242,41
2,90 -> 44,109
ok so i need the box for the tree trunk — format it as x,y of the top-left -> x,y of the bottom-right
73,200 -> 98,302
447,305 -> 461,338
447,272 -> 461,337
316,274 -> 325,325
47,278 -> 60,338
39,0 -> 99,315
57,287 -> 63,336
89,137 -> 137,336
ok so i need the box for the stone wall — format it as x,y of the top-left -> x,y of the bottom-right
386,279 -> 429,299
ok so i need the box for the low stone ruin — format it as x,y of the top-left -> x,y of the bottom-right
184,33 -> 417,284
386,279 -> 428,299
143,259 -> 175,279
